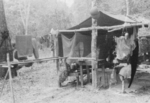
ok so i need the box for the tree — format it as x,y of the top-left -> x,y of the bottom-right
4,0 -> 73,41
18,0 -> 31,35
71,0 -> 91,25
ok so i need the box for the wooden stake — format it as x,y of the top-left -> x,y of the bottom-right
7,53 -> 15,103
86,64 -> 90,83
91,0 -> 98,88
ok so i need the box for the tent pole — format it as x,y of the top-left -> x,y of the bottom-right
54,33 -> 59,73
53,35 -> 56,62
91,0 -> 98,88
7,53 -> 15,103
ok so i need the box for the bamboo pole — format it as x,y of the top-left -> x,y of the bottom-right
7,53 -> 15,103
0,57 -> 103,67
91,0 -> 98,88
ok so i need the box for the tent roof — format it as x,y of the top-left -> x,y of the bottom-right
70,11 -> 136,30
59,11 -> 150,33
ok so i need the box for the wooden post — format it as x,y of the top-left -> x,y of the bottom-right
79,60 -> 84,87
91,0 -> 98,88
54,32 -> 60,73
53,35 -> 56,62
86,63 -> 90,83
102,65 -> 106,88
7,53 -> 15,103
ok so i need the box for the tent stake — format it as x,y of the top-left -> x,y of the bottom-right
7,53 -> 15,103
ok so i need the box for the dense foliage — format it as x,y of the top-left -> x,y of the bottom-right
3,0 -> 150,41
4,0 -> 72,41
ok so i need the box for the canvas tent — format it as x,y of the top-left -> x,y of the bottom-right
58,11 -> 149,64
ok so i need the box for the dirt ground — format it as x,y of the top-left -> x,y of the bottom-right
0,49 -> 150,103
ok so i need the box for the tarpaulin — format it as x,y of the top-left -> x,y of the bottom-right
61,32 -> 91,64
32,38 -> 39,59
59,31 -> 117,64
58,10 -> 143,65
15,36 -> 39,59
58,10 -> 138,61
16,35 -> 33,57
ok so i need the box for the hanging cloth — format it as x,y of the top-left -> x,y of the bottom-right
16,35 -> 33,58
115,27 -> 137,60
32,38 -> 39,59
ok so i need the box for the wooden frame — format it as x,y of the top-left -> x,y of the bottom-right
58,23 -> 149,33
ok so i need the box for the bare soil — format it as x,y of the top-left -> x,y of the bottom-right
0,49 -> 150,103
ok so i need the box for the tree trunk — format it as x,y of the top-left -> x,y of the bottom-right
125,0 -> 129,15
25,0 -> 30,35
19,0 -> 30,35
